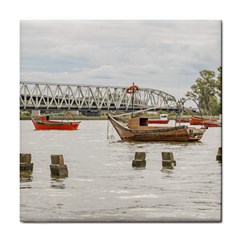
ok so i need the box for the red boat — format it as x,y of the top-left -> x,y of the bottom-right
202,120 -> 221,127
189,116 -> 214,125
32,114 -> 80,130
189,116 -> 221,127
148,114 -> 169,124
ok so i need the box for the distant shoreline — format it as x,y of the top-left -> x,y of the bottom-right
20,115 -> 108,121
20,114 -> 220,121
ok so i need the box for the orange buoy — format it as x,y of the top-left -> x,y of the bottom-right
126,85 -> 140,94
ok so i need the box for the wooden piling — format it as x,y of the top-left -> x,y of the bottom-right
162,152 -> 176,169
132,152 -> 146,168
50,154 -> 68,177
216,147 -> 222,162
20,153 -> 33,172
51,154 -> 65,165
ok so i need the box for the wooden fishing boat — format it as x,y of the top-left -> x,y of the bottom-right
148,114 -> 169,124
108,114 -> 206,142
32,114 -> 80,130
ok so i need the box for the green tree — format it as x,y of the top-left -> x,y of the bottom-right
186,69 -> 221,115
216,66 -> 222,113
208,95 -> 220,115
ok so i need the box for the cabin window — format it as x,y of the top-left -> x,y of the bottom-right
160,114 -> 168,119
140,118 -> 148,126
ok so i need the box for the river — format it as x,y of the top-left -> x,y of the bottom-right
20,120 -> 221,222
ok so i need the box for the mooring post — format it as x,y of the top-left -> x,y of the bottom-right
162,152 -> 176,169
20,153 -> 33,172
50,154 -> 68,177
132,152 -> 146,168
216,147 -> 222,162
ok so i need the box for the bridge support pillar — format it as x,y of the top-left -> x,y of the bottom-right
31,110 -> 40,117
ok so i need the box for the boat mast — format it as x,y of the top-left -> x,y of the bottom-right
131,82 -> 135,118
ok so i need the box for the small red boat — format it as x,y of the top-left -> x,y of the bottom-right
148,114 -> 169,124
32,114 -> 80,130
189,116 -> 221,127
189,116 -> 213,125
202,120 -> 221,127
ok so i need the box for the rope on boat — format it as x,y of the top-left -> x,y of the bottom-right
107,120 -> 115,141
107,120 -> 110,139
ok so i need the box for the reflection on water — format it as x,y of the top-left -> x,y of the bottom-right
20,172 -> 33,183
50,178 -> 66,189
20,184 -> 32,189
20,120 -> 222,222
161,168 -> 175,174
20,173 -> 33,189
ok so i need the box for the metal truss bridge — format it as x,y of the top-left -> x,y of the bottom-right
20,81 -> 177,112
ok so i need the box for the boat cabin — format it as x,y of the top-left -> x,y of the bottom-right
160,114 -> 168,120
128,117 -> 148,129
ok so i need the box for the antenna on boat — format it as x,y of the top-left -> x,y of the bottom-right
131,82 -> 135,118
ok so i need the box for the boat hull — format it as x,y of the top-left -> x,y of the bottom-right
189,116 -> 205,125
32,119 -> 80,130
203,121 -> 221,127
108,115 -> 206,142
175,118 -> 189,123
189,116 -> 221,127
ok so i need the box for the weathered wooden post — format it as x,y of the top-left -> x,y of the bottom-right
216,147 -> 222,162
20,153 -> 33,172
132,152 -> 146,168
50,154 -> 68,177
162,152 -> 176,169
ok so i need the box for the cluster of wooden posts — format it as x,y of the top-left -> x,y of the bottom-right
132,147 -> 222,168
132,151 -> 176,169
20,147 -> 222,178
20,153 -> 68,178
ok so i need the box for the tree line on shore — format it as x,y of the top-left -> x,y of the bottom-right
183,66 -> 222,115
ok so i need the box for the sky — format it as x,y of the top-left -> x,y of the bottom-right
20,20 -> 221,100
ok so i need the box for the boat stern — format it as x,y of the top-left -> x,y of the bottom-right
187,127 -> 207,141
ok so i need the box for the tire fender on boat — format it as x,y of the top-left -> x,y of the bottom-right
126,85 -> 140,94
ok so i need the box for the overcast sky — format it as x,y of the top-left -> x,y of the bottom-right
20,20 -> 221,100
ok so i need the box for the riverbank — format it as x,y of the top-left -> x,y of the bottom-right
20,113 -> 220,121
20,115 -> 108,121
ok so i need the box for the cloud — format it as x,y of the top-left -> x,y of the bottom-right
20,20 -> 221,99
